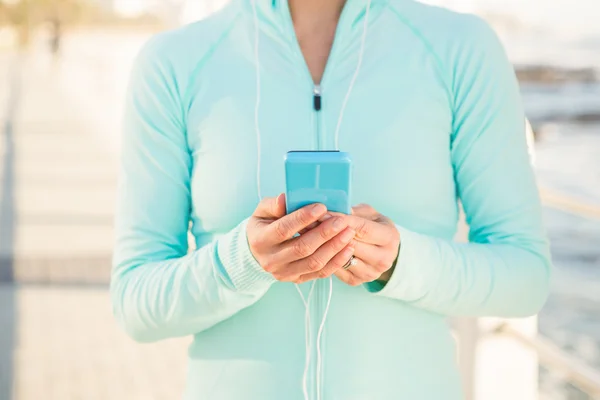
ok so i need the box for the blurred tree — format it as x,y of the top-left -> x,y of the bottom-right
0,0 -> 87,48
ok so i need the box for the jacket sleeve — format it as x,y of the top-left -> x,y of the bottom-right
370,17 -> 551,317
110,36 -> 275,343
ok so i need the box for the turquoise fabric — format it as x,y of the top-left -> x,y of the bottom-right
111,0 -> 552,398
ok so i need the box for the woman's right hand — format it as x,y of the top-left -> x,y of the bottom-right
248,194 -> 356,284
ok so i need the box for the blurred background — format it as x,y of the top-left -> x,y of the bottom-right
0,0 -> 598,399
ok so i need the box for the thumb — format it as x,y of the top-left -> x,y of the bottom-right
351,203 -> 379,219
254,193 -> 287,219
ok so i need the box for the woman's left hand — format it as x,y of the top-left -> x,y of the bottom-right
323,204 -> 401,286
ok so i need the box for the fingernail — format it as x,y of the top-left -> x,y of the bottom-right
311,204 -> 326,217
341,229 -> 355,242
332,217 -> 345,232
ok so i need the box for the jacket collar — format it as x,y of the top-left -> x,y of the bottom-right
248,0 -> 386,39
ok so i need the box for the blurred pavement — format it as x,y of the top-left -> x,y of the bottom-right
0,35 -> 189,400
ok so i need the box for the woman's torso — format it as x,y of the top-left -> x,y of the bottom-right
162,0 -> 471,398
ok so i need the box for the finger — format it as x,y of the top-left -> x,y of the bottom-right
334,257 -> 382,286
352,240 -> 393,272
352,204 -> 395,226
254,193 -> 286,219
337,215 -> 392,245
264,203 -> 327,244
320,205 -> 378,220
294,244 -> 355,283
276,219 -> 352,265
299,221 -> 320,235
289,230 -> 356,281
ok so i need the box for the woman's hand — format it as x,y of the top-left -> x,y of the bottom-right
248,194 -> 356,284
327,204 -> 401,286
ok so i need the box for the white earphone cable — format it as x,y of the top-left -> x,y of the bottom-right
317,2 -> 370,399
315,276 -> 333,400
334,0 -> 372,150
252,0 -> 262,202
253,7 -> 315,398
295,282 -> 316,400
251,1 -> 371,399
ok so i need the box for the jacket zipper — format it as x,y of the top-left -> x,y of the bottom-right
311,84 -> 323,400
313,84 -> 322,149
281,2 -> 353,397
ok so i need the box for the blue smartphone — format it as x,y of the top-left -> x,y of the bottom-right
285,150 -> 352,214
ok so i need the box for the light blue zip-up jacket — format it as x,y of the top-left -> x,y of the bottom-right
111,0 -> 552,399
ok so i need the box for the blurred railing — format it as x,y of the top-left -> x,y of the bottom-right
458,190 -> 600,400
521,191 -> 600,398
458,124 -> 600,399
492,324 -> 600,398
540,188 -> 600,220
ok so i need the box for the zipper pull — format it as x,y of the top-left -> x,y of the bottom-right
313,84 -> 322,111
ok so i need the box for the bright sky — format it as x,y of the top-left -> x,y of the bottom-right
114,0 -> 599,39
113,0 -> 147,17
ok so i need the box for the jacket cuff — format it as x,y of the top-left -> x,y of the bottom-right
217,218 -> 277,292
365,225 -> 432,302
